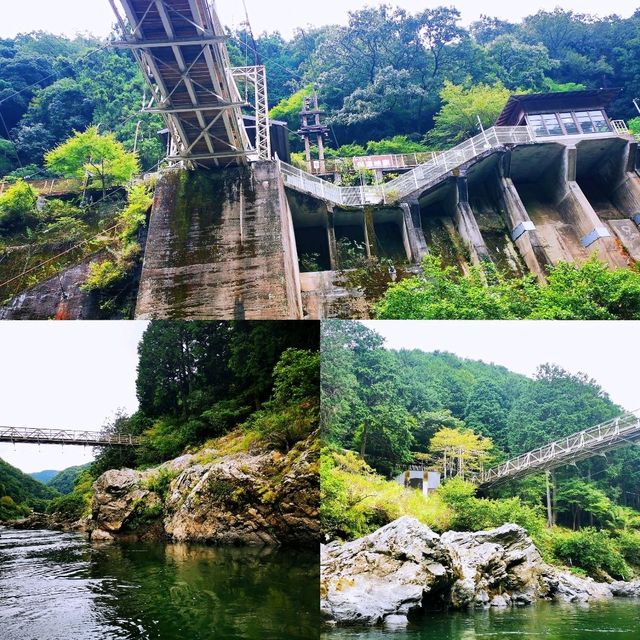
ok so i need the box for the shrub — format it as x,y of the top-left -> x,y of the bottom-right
142,467 -> 176,501
616,530 -> 640,566
83,259 -> 126,291
553,528 -> 631,580
0,179 -> 37,233
46,493 -> 87,521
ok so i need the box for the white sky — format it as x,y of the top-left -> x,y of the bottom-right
361,321 -> 640,413
0,1 -> 638,40
0,322 -> 147,474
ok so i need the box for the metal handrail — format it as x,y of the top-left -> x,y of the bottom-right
278,126 -> 533,207
0,426 -> 142,447
479,409 -> 640,486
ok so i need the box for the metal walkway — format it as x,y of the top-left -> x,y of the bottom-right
278,126 -> 534,207
109,0 -> 270,167
0,427 -> 141,447
479,409 -> 640,487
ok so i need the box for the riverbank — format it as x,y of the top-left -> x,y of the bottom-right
321,517 -> 640,628
9,430 -> 320,548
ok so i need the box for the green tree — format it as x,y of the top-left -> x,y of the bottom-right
45,126 -> 139,197
429,426 -> 493,480
427,81 -> 511,147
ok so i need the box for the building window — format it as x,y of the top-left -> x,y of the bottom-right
559,112 -> 579,135
527,110 -> 611,136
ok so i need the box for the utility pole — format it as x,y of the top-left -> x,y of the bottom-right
298,92 -> 330,174
546,470 -> 554,528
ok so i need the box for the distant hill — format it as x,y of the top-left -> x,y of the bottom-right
0,458 -> 59,520
29,470 -> 60,484
48,464 -> 90,495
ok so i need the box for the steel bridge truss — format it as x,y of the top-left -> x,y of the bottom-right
0,427 -> 141,447
479,410 -> 640,487
109,0 -> 270,167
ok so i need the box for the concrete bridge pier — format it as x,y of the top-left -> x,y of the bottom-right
135,162 -> 304,320
497,153 -> 553,280
399,199 -> 429,263
454,174 -> 492,265
326,206 -> 339,271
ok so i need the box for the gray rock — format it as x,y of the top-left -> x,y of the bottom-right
550,570 -> 613,602
442,524 -> 548,608
610,580 -> 640,598
321,517 -> 453,626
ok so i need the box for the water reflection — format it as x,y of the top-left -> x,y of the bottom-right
0,528 -> 319,640
322,600 -> 640,640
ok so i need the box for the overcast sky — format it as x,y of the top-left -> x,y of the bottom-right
0,1 -> 638,40
361,321 -> 640,413
0,322 -> 147,474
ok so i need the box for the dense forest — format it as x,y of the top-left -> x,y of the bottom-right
1,321 -> 320,522
2,6 -> 640,180
321,321 -> 640,580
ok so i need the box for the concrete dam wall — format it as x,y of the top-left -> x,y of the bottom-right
2,137 -> 640,320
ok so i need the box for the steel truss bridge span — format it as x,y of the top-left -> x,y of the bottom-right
479,409 -> 640,487
0,427 -> 141,447
109,0 -> 270,167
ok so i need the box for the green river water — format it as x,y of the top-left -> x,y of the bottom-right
0,528 -> 319,640
323,600 -> 640,640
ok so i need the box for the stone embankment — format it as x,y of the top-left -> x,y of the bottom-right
321,516 -> 640,628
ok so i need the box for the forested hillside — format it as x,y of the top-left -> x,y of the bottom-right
321,322 -> 640,579
0,458 -> 58,520
2,7 -> 640,180
47,464 -> 90,494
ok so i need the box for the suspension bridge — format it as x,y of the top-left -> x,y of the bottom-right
478,410 -> 640,488
0,427 -> 141,447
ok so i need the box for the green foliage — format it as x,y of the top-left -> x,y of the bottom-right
91,322 -> 320,470
320,449 -> 452,540
0,458 -> 59,505
629,117 -> 640,136
438,478 -> 546,536
375,255 -> 640,320
553,528 -> 631,580
81,184 -> 151,299
45,127 -> 139,195
365,136 -> 429,155
0,179 -> 37,233
427,81 -> 511,147
141,468 -> 177,502
0,495 -> 30,521
270,85 -> 314,131
46,492 -> 87,521
246,349 -> 320,451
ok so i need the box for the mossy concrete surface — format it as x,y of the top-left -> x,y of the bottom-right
135,162 -> 302,319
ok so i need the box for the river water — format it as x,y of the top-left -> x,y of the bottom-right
323,600 -> 640,639
0,528 -> 319,640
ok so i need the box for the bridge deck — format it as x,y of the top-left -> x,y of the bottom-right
110,0 -> 252,167
479,410 -> 640,487
0,427 -> 141,447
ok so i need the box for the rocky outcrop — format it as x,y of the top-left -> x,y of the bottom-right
321,517 -> 453,627
442,524 -> 550,608
321,517 -> 640,627
90,434 -> 319,546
